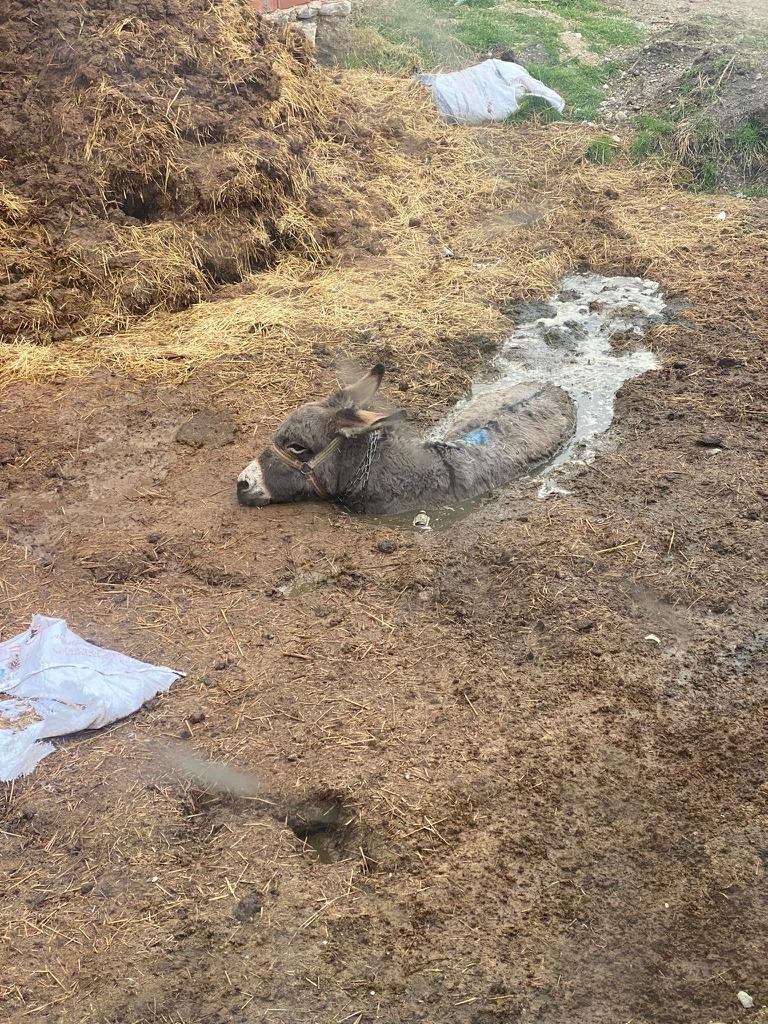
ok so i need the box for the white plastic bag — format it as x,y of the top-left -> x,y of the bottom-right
0,616 -> 181,781
416,59 -> 565,125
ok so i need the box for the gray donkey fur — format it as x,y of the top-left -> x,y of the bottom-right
237,365 -> 575,515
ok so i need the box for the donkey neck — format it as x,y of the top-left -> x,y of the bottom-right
335,432 -> 381,511
361,432 -> 458,514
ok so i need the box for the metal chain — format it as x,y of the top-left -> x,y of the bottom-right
337,430 -> 380,510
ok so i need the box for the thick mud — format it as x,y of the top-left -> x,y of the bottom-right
1,280 -> 766,1023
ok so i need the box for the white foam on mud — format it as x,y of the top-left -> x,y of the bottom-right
475,272 -> 666,495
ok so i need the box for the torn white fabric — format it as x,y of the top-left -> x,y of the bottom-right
0,616 -> 181,781
416,59 -> 565,125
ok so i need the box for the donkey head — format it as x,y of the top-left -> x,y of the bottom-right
237,364 -> 402,507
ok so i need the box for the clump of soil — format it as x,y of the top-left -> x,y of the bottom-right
0,0 -> 368,344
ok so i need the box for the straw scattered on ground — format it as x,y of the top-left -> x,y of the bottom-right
3,69 -> 765,420
2,0 -> 765,415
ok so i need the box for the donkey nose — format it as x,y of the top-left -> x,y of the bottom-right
237,461 -> 272,507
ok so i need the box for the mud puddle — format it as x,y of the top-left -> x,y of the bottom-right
367,273 -> 668,532
492,272 -> 666,495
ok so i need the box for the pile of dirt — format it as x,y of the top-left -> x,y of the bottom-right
602,25 -> 768,192
0,0 -> 376,345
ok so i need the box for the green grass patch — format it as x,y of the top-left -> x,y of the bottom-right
629,107 -> 768,193
730,123 -> 768,157
692,157 -> 720,192
543,0 -> 642,51
506,95 -> 563,125
529,61 -> 614,121
630,131 -> 658,162
585,134 -> 619,164
448,10 -> 562,61
569,13 -> 643,52
634,114 -> 675,136
337,0 -> 643,124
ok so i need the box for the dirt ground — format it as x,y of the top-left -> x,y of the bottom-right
2,2 -> 768,1023
608,0 -> 768,25
2,229 -> 767,1024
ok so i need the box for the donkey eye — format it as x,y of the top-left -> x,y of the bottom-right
287,443 -> 310,457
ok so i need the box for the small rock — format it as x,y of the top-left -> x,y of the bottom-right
575,618 -> 596,632
212,658 -> 230,671
408,216 -> 422,227
234,894 -> 262,923
80,882 -> 95,894
737,991 -> 754,1009
413,511 -> 431,531
319,0 -> 352,14
716,211 -> 727,221
696,436 -> 725,449
717,356 -> 739,368
377,539 -> 397,554
188,712 -> 205,725
291,19 -> 316,44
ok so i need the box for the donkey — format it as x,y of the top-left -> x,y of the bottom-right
237,365 -> 575,515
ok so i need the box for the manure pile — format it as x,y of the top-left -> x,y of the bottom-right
0,0 -> 374,343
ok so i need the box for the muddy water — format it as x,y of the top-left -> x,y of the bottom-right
367,273 -> 667,531
492,272 -> 665,495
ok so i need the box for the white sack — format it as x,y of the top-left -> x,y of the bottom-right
416,59 -> 565,125
0,615 -> 181,781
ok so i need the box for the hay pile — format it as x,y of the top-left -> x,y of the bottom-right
1,0 -> 765,407
4,67 -> 764,415
0,0 -> 383,343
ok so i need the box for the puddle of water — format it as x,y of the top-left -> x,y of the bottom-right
364,273 -> 666,532
488,273 -> 665,495
287,797 -> 358,865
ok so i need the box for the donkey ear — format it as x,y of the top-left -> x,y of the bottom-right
326,364 -> 385,409
333,407 -> 404,438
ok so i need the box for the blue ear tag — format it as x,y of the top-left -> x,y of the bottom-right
463,428 -> 490,446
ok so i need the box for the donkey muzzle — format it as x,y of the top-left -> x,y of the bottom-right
237,460 -> 272,507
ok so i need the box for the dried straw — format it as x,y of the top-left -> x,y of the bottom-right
3,73 -> 763,417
